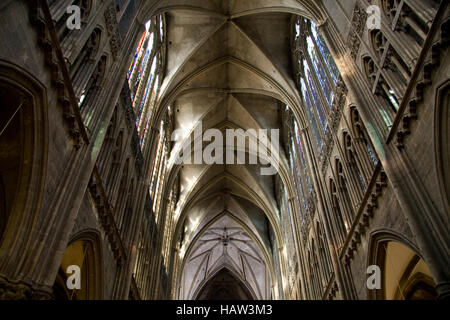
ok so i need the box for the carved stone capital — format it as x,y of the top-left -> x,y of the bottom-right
0,274 -> 53,300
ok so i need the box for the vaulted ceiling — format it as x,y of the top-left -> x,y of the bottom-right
138,0 -> 327,300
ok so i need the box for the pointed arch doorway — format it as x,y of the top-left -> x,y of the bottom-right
195,268 -> 255,300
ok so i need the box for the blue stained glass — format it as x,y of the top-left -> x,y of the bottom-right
311,22 -> 340,85
127,53 -> 138,80
135,74 -> 152,127
301,78 -> 322,151
307,37 -> 334,107
366,142 -> 378,165
304,62 -> 328,132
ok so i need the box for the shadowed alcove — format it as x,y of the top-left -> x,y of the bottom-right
196,268 -> 255,300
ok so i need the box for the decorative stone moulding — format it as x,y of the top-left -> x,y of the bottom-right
395,14 -> 450,149
347,2 -> 368,61
104,3 -> 122,60
27,0 -> 92,149
344,170 -> 388,265
88,169 -> 128,266
0,275 -> 53,300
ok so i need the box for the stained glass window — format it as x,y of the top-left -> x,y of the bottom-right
127,16 -> 164,149
307,36 -> 334,107
311,22 -> 339,85
300,78 -> 322,151
304,62 -> 328,132
295,18 -> 342,152
285,106 -> 316,224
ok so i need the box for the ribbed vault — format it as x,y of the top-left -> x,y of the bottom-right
136,0 -> 328,300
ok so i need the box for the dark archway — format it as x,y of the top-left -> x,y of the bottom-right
0,83 -> 22,241
52,230 -> 104,300
196,269 -> 255,300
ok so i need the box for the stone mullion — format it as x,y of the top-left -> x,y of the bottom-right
344,158 -> 365,204
377,78 -> 400,114
308,253 -> 319,298
71,57 -> 98,98
148,238 -> 161,299
324,22 -> 392,138
120,193 -> 136,248
380,51 -> 407,99
332,166 -> 353,231
401,14 -> 428,42
146,218 -> 158,299
144,240 -> 155,299
146,207 -> 160,299
343,110 -> 375,184
150,137 -> 163,201
109,153 -> 130,211
286,196 -> 305,298
290,131 -> 310,213
309,29 -> 337,89
312,245 -> 323,297
49,0 -> 73,22
352,140 -> 374,185
331,128 -> 362,212
154,158 -> 167,222
389,50 -> 411,82
353,138 -> 374,187
152,196 -> 170,297
334,133 -> 364,210
137,61 -> 160,134
117,171 -> 133,231
133,236 -> 142,287
320,227 -> 334,282
404,0 -> 436,27
132,49 -> 157,114
126,124 -> 160,299
114,179 -> 129,232
302,72 -> 327,144
309,222 -> 327,289
140,228 -> 152,298
378,18 -> 421,71
139,227 -> 150,294
296,49 -> 327,145
300,127 -> 353,299
304,53 -> 333,120
98,139 -> 115,181
338,175 -> 356,224
162,202 -> 172,266
137,228 -> 147,283
330,190 -> 347,247
142,71 -> 164,149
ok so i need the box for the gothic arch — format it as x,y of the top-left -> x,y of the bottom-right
435,80 -> 450,215
367,229 -> 437,300
0,60 -> 47,267
177,212 -> 275,300
53,229 -> 104,300
193,267 -> 257,300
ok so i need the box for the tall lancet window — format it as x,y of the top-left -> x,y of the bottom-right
285,107 -> 315,227
294,18 -> 342,151
127,15 -> 165,148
